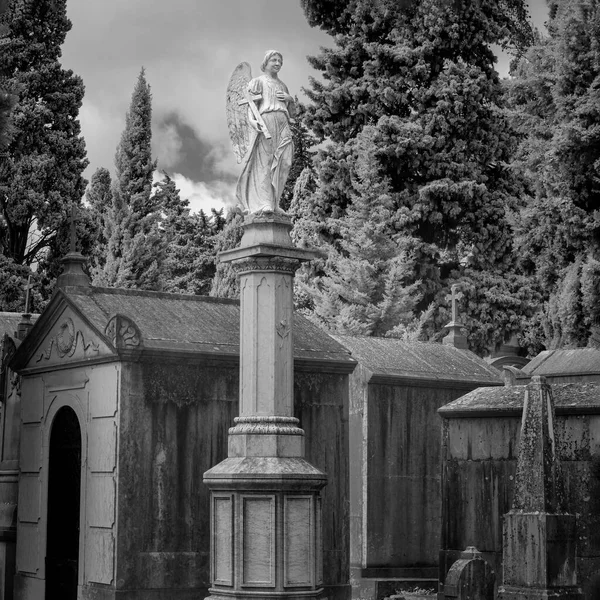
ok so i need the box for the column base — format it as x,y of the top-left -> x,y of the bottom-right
204,457 -> 326,600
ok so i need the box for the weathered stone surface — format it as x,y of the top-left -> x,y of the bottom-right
499,377 -> 583,600
512,377 -> 565,513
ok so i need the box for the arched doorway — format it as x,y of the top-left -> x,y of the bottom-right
45,406 -> 82,600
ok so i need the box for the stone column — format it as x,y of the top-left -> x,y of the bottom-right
498,376 -> 583,600
204,213 -> 326,600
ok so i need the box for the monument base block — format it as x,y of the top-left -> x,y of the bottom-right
204,457 -> 326,600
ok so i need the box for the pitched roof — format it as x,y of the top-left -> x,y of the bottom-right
55,287 -> 354,367
522,348 -> 600,379
439,382 -> 600,418
0,312 -> 39,339
330,334 -> 502,387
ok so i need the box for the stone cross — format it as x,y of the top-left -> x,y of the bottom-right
445,284 -> 463,323
69,203 -> 79,253
23,275 -> 33,314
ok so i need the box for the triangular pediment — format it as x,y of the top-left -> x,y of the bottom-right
13,292 -> 116,371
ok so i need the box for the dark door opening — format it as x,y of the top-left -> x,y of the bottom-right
45,406 -> 82,600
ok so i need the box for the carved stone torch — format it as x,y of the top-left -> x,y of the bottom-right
203,212 -> 326,600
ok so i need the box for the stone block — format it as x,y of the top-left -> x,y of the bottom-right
88,418 -> 116,473
87,474 -> 116,528
85,528 -> 115,584
19,426 -> 41,473
17,475 -> 40,523
20,377 -> 43,424
503,510 -> 578,588
15,523 -> 39,575
242,495 -> 275,586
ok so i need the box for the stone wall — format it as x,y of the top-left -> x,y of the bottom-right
114,360 -> 350,600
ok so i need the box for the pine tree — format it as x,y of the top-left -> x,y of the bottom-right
296,0 -> 534,353
0,0 -> 88,310
506,0 -> 600,348
100,69 -> 165,290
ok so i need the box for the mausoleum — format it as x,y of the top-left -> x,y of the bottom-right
7,268 -> 355,600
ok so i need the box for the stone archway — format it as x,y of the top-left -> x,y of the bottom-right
45,406 -> 82,600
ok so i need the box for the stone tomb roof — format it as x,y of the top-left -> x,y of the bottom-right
0,312 -> 38,339
522,348 -> 600,380
11,286 -> 355,371
439,381 -> 600,418
331,334 -> 502,387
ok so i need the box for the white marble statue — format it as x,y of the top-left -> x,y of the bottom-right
226,50 -> 295,214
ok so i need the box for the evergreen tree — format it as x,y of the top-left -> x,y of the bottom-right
0,0 -> 88,310
506,0 -> 600,348
154,173 -> 226,295
209,209 -> 244,299
280,104 -> 315,212
296,0 -> 534,353
100,69 -> 165,290
86,167 -> 112,275
0,0 -> 14,149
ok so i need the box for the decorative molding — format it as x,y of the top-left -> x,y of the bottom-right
229,416 -> 304,436
104,314 -> 142,350
276,319 -> 291,349
36,318 -> 99,363
231,256 -> 300,275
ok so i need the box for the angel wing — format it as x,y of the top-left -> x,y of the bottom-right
226,62 -> 253,164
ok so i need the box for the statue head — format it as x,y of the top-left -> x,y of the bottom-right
261,50 -> 283,72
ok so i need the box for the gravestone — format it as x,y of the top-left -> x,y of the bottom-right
444,546 -> 494,600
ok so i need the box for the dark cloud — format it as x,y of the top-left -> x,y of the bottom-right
153,111 -> 236,183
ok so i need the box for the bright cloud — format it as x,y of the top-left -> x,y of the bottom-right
153,171 -> 236,215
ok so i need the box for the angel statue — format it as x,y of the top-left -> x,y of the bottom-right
226,50 -> 295,214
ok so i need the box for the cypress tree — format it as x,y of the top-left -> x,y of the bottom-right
0,0 -> 88,310
100,69 -> 165,290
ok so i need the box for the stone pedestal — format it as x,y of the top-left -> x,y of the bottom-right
498,377 -> 583,600
204,213 -> 326,600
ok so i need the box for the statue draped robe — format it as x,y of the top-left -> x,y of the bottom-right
236,75 -> 294,213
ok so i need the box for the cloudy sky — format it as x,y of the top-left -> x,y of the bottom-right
60,0 -> 549,215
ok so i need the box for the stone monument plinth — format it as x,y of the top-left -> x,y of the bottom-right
498,376 -> 583,600
204,213 -> 326,600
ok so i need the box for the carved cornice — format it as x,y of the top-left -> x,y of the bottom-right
229,415 -> 304,436
231,256 -> 301,275
104,314 -> 142,350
